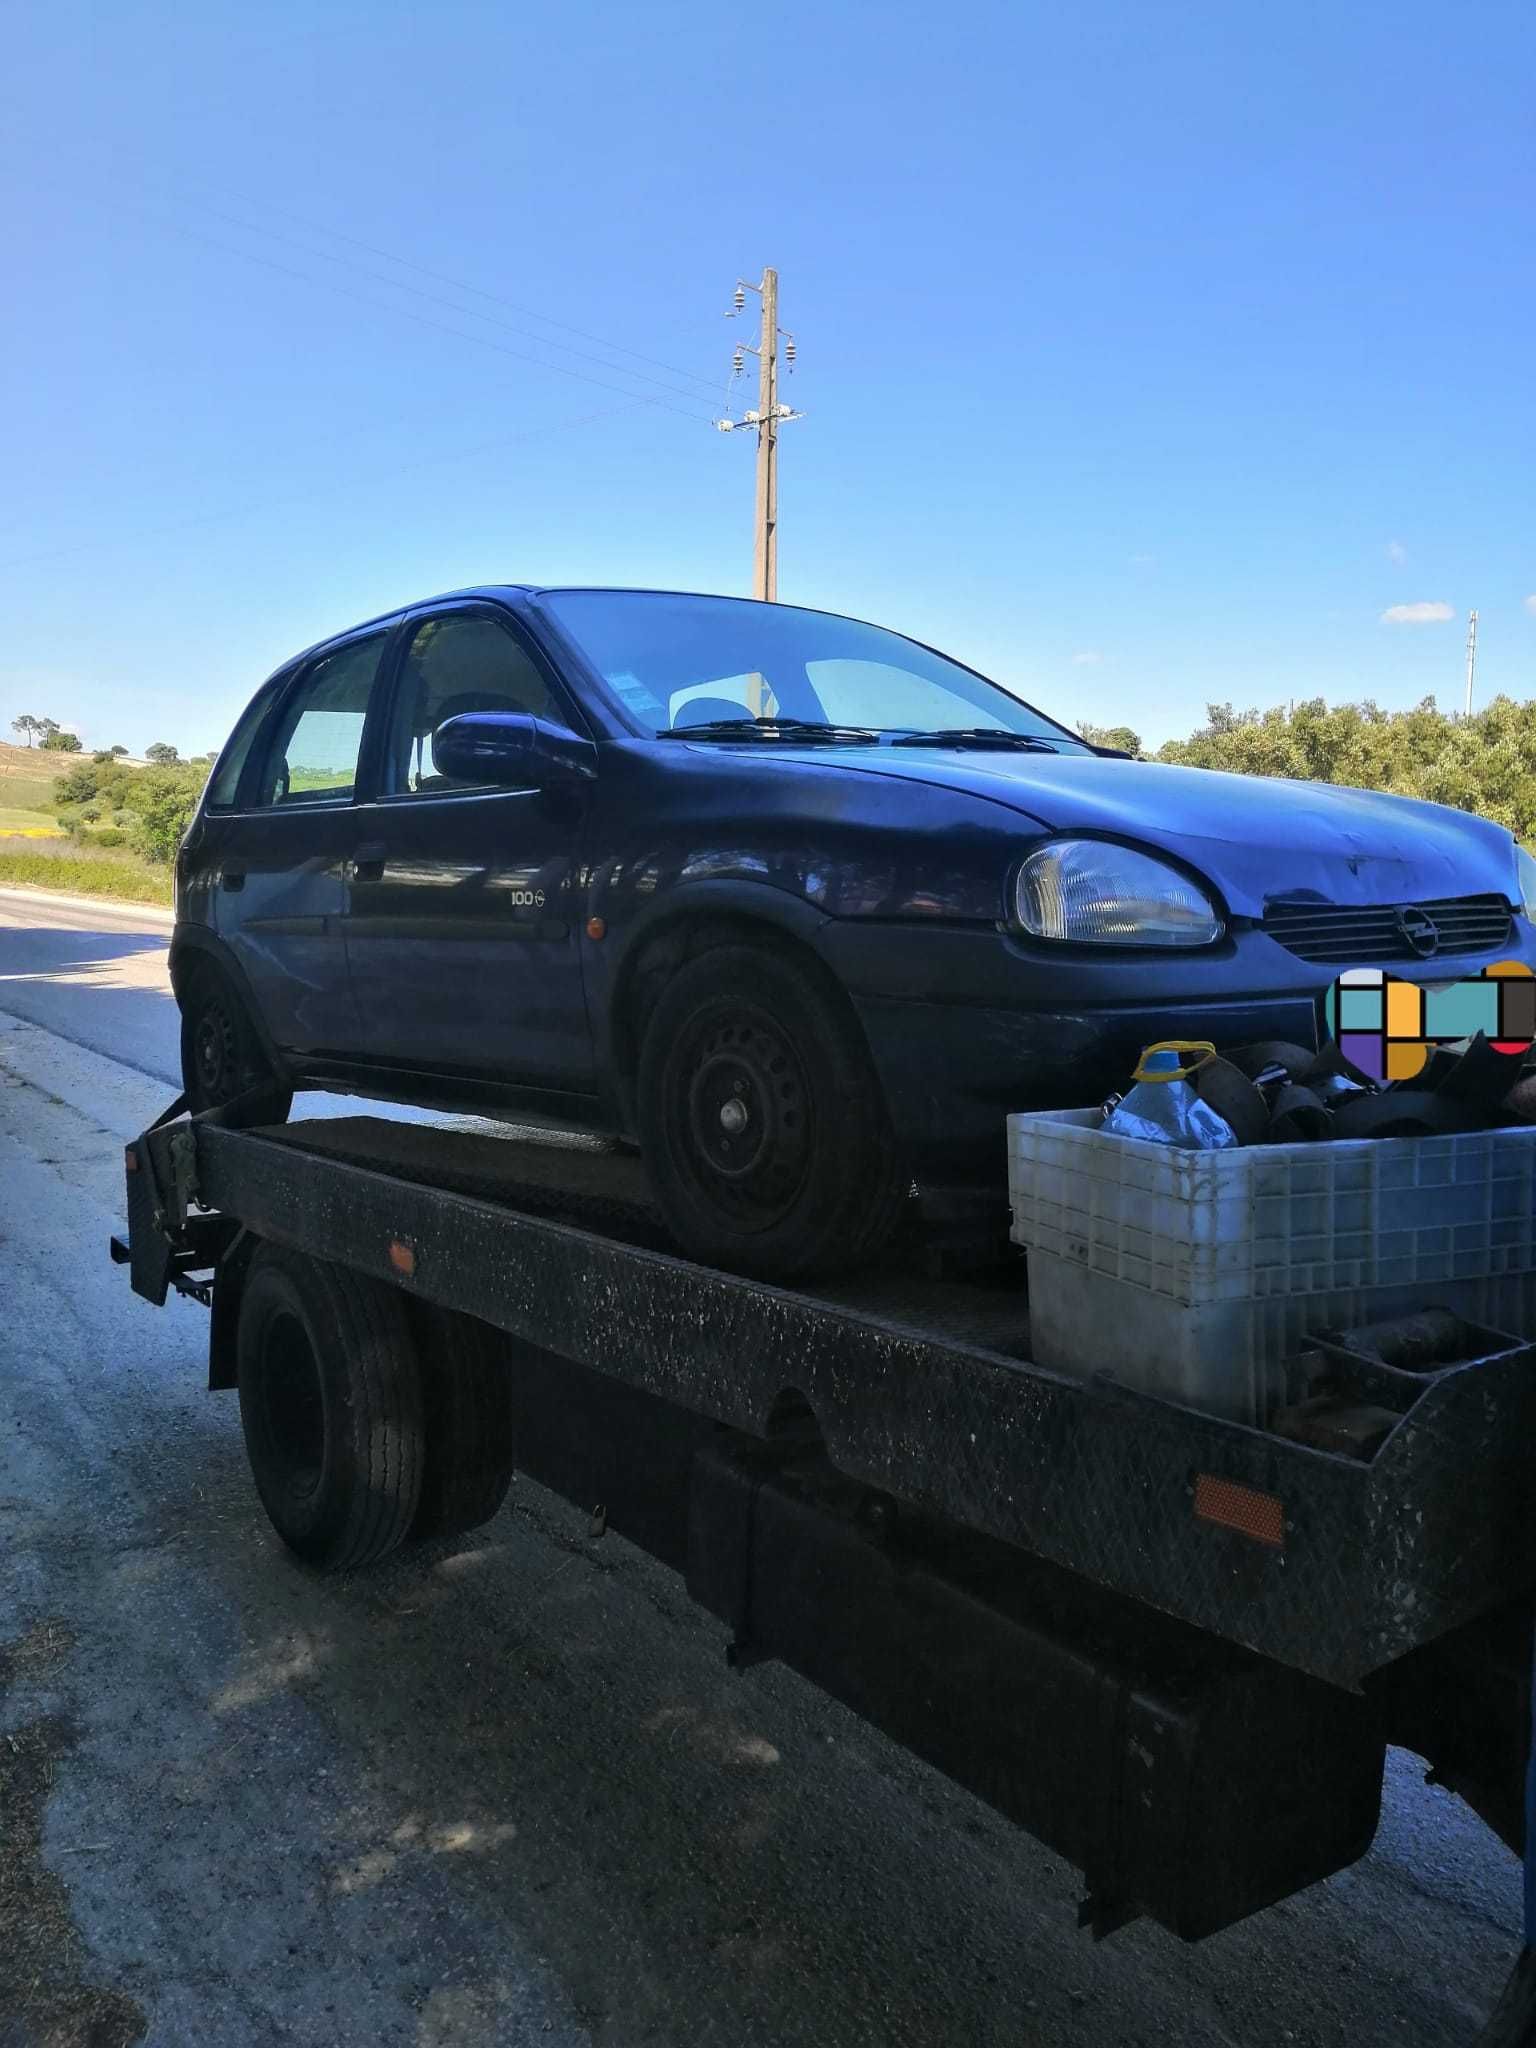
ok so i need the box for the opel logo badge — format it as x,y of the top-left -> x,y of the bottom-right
1394,905 -> 1440,958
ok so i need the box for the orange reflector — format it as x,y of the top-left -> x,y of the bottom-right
125,1149 -> 139,1173
585,916 -> 607,941
1193,1474 -> 1285,1549
388,1240 -> 416,1277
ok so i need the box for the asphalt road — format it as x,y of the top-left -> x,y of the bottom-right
0,885 -> 1524,2048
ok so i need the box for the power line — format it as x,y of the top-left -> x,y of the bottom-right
174,191 -> 724,411
206,185 -> 725,399
0,395 -> 660,574
118,203 -> 719,424
0,104 -> 723,403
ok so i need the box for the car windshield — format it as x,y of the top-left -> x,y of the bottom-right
538,590 -> 1087,748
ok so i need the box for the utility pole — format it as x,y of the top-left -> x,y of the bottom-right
716,269 -> 802,602
754,267 -> 779,601
1465,609 -> 1479,718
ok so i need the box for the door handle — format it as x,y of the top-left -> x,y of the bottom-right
222,869 -> 245,892
349,841 -> 387,882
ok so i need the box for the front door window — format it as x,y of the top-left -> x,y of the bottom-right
386,615 -> 553,796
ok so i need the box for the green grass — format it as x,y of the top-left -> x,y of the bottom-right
0,776 -> 63,812
0,805 -> 63,835
0,839 -> 173,905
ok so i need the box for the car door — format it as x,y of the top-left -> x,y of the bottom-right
341,602 -> 596,1098
214,629 -> 389,1057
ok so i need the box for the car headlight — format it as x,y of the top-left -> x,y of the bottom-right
1014,839 -> 1224,947
1517,846 -> 1536,923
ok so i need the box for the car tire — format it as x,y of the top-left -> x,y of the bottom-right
637,940 -> 906,1280
179,961 -> 292,1121
236,1244 -> 424,1570
408,1302 -> 515,1541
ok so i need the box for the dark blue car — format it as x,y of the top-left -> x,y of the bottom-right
174,586 -> 1536,1276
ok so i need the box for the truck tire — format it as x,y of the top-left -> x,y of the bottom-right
236,1243 -> 424,1570
637,940 -> 906,1280
179,961 -> 292,1122
408,1302 -> 515,1541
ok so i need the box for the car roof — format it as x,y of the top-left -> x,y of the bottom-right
279,584 -> 822,675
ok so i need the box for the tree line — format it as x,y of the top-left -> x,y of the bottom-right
1080,694 -> 1536,844
49,751 -> 216,862
11,713 -> 186,766
11,714 -> 84,752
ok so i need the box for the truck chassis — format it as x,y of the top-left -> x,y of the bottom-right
117,1098 -> 1536,2032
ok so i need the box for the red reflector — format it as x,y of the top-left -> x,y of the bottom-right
388,1240 -> 416,1277
1193,1474 -> 1285,1549
125,1149 -> 139,1172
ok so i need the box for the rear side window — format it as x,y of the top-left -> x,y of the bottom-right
385,613 -> 553,795
256,636 -> 385,808
205,675 -> 285,810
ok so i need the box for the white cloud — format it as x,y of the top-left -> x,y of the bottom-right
1386,539 -> 1408,566
1524,594 -> 1536,617
1380,601 -> 1453,625
1070,650 -> 1102,666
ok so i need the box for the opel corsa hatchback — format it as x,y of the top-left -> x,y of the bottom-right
174,587 -> 1536,1277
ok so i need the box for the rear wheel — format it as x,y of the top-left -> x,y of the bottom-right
179,961 -> 292,1120
408,1302 -> 515,1541
236,1244 -> 424,1570
636,941 -> 905,1279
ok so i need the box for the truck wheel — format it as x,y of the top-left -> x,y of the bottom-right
236,1244 -> 424,1570
637,941 -> 905,1280
408,1302 -> 515,1541
180,962 -> 292,1121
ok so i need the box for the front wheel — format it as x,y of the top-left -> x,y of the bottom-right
179,962 -> 292,1120
636,942 -> 905,1280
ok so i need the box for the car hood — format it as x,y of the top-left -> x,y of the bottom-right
728,745 -> 1520,920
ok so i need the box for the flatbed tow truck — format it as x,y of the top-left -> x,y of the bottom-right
115,1094 -> 1536,2041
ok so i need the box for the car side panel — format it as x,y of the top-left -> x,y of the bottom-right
208,803 -> 363,1057
342,784 -> 596,1091
581,740 -> 1020,1072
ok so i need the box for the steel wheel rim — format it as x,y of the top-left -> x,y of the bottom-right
673,1004 -> 812,1231
193,997 -> 238,1100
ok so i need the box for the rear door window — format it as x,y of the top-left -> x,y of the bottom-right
256,636 -> 385,808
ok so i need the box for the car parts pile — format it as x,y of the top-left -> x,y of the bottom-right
1165,1032 -> 1536,1145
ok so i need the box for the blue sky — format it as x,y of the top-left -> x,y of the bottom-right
2,0 -> 1533,756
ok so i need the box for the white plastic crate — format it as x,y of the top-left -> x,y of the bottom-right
1008,1108 -> 1536,1305
1025,1251 -> 1536,1426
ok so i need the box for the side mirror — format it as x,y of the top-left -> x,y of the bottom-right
430,712 -> 596,787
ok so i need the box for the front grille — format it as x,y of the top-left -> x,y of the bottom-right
1262,893 -> 1514,965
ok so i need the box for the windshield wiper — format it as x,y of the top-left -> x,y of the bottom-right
887,727 -> 1067,752
664,716 -> 880,744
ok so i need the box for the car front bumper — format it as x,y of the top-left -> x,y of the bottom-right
819,915 -> 1536,1197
